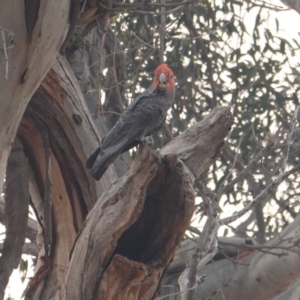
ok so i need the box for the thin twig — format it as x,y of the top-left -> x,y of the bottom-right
187,183 -> 219,300
131,32 -> 156,49
112,28 -> 123,111
155,286 -> 196,300
220,240 -> 300,253
220,163 -> 300,225
220,98 -> 300,226
1,29 -> 8,79
41,128 -> 53,256
253,0 -> 287,10
159,0 -> 166,63
183,5 -> 218,108
109,0 -> 198,8
217,133 -> 245,195
219,144 -> 271,196
96,18 -> 110,118
281,94 -> 299,172
131,5 -> 182,15
219,247 -> 249,266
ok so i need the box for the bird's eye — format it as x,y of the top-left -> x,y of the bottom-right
170,75 -> 173,79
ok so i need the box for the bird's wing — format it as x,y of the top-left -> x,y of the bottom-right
100,86 -> 159,149
127,85 -> 157,111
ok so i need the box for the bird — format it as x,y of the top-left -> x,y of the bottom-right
86,63 -> 175,180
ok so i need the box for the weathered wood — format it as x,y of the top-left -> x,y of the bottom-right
0,0 -> 70,193
66,144 -> 161,299
19,56 -> 107,299
65,107 -> 233,300
0,138 -> 30,299
15,51 -> 233,299
66,145 -> 195,300
98,254 -> 161,299
161,106 -> 234,181
177,214 -> 300,300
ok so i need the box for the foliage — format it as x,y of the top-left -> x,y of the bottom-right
94,0 -> 300,241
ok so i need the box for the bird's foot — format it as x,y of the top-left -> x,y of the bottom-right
141,136 -> 154,147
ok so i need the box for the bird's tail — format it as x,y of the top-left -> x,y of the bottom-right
86,147 -> 101,169
86,138 -> 130,181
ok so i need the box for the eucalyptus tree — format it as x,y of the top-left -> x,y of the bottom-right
1,0 -> 300,299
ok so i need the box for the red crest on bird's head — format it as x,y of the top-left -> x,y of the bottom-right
151,63 -> 175,91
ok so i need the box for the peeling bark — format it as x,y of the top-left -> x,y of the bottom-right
161,106 -> 234,181
18,53 -> 123,299
0,21 -> 233,295
0,2 -> 243,299
8,50 -> 232,299
0,0 -> 70,193
1,1 -> 299,299
19,61 -> 96,299
65,107 -> 233,300
66,145 -> 195,300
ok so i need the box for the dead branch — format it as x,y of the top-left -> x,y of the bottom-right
0,138 -> 30,298
66,145 -> 195,300
0,198 -> 37,242
220,101 -> 300,226
65,106 -> 233,300
161,106 -> 234,181
0,28 -> 8,79
159,0 -> 166,63
178,214 -> 300,300
185,183 -> 219,300
219,143 -> 272,196
0,242 -> 39,257
40,128 -> 53,257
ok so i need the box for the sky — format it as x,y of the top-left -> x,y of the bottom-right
3,1 -> 300,299
215,0 -> 300,229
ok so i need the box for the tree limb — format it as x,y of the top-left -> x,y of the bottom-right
65,106 -> 233,300
0,138 -> 30,298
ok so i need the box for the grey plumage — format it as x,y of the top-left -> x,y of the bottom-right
86,64 -> 175,180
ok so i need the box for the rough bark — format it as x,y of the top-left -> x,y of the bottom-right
65,145 -> 194,300
65,107 -> 233,300
19,55 -> 105,300
161,106 -> 234,181
0,43 -> 233,298
0,16 -> 233,294
0,1 -> 236,299
67,24 -> 131,178
2,1 -> 300,299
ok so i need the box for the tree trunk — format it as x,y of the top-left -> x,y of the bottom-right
0,0 -> 70,193
1,2 -> 238,299
18,54 -> 233,300
0,138 -> 30,298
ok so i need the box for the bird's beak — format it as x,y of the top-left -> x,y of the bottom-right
158,72 -> 167,90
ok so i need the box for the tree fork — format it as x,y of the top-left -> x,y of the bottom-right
66,107 -> 234,299
66,144 -> 195,300
16,54 -> 233,299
